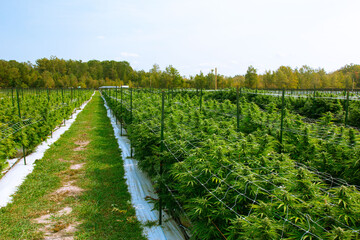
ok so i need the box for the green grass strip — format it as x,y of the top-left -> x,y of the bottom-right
0,92 -> 145,240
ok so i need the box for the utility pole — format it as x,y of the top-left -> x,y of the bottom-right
215,67 -> 218,90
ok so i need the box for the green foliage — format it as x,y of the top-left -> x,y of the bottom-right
103,88 -> 360,239
0,89 -> 93,170
200,89 -> 360,128
245,65 -> 258,88
1,58 -> 360,89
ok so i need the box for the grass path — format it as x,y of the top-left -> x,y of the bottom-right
0,92 -> 145,240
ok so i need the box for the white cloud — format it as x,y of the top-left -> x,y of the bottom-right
120,52 -> 139,58
96,35 -> 105,40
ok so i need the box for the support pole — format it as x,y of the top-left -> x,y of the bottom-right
47,88 -> 53,138
62,88 -> 65,126
215,67 -> 217,90
11,88 -> 14,106
16,88 -> 26,165
280,88 -> 285,152
199,88 -> 203,113
71,88 -> 73,119
130,88 -> 133,157
115,86 -> 118,124
159,91 -> 165,225
120,86 -> 123,136
345,90 -> 350,126
236,87 -> 240,132
130,88 -> 133,124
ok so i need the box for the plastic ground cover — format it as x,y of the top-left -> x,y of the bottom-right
0,93 -> 94,207
103,96 -> 185,240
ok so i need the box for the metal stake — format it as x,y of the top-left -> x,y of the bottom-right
159,91 -> 165,225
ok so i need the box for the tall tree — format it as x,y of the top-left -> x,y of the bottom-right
245,65 -> 258,88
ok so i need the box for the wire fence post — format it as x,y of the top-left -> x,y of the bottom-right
16,88 -> 26,165
159,90 -> 165,225
236,86 -> 240,132
120,85 -> 123,136
345,90 -> 350,126
280,88 -> 285,152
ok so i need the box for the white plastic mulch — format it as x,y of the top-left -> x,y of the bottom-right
103,97 -> 186,240
0,93 -> 94,208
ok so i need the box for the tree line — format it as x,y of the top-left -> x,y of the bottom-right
0,56 -> 359,89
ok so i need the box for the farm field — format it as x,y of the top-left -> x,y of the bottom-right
0,92 -> 145,239
0,88 -> 93,173
2,1 -> 360,239
0,87 -> 359,239
182,88 -> 360,128
102,87 -> 360,240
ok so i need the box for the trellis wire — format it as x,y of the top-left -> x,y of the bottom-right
103,88 -> 360,239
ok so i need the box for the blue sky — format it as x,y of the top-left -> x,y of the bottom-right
0,0 -> 359,76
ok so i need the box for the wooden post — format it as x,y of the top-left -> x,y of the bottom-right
215,67 -> 217,90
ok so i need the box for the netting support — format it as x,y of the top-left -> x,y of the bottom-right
120,85 -> 123,136
345,90 -> 350,126
280,88 -> 285,153
115,86 -> 118,124
199,88 -> 203,113
11,88 -> 14,106
16,88 -> 26,165
62,88 -> 65,126
236,86 -> 240,132
130,88 -> 133,157
159,90 -> 165,225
